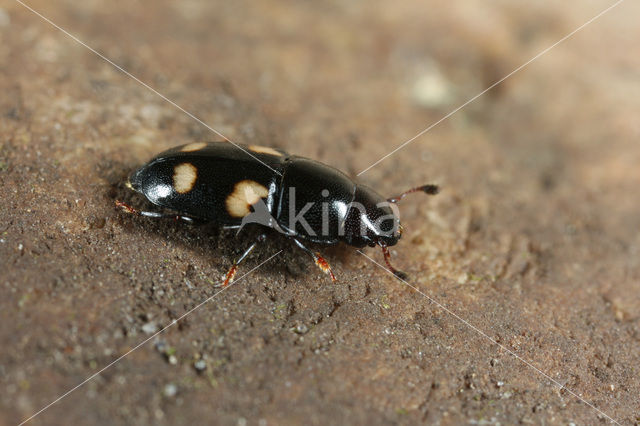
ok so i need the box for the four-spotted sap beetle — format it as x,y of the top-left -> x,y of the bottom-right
116,142 -> 438,286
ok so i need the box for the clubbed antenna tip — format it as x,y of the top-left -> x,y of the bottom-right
420,184 -> 440,195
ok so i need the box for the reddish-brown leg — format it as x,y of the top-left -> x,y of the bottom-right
380,245 -> 408,280
217,234 -> 266,287
293,239 -> 337,282
313,253 -> 337,282
221,264 -> 238,287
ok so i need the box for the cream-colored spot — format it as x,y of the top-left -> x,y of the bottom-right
248,145 -> 283,156
173,163 -> 198,193
226,180 -> 269,217
180,142 -> 208,152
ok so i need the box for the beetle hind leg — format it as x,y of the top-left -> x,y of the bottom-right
293,239 -> 337,282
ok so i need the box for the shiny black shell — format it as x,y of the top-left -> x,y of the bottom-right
128,142 -> 399,247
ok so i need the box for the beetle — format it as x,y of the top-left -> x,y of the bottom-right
116,142 -> 438,286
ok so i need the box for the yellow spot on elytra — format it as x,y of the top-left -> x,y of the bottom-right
173,163 -> 198,193
180,142 -> 208,152
226,180 -> 269,217
248,145 -> 283,156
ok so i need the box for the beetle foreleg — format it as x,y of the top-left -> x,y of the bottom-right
380,244 -> 408,280
115,200 -> 195,223
218,234 -> 267,287
293,239 -> 337,282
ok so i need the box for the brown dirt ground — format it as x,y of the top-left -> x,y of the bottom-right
1,0 -> 639,424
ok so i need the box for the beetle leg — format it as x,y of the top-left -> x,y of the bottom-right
292,239 -> 337,282
380,244 -> 408,280
115,200 -> 196,223
217,234 -> 267,287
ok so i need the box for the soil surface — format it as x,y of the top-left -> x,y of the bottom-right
1,1 -> 639,425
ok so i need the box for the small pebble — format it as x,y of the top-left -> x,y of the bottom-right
163,383 -> 177,397
294,324 -> 308,334
142,322 -> 158,335
410,66 -> 453,108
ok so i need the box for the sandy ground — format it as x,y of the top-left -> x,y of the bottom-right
1,0 -> 639,424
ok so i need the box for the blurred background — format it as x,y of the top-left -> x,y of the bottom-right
1,0 -> 638,424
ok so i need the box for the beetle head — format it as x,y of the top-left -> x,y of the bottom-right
343,183 -> 439,248
343,185 -> 402,248
343,183 -> 438,279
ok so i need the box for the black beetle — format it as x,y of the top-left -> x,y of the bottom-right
116,142 -> 438,285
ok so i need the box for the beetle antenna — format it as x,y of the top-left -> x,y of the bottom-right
380,244 -> 408,280
387,184 -> 439,204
